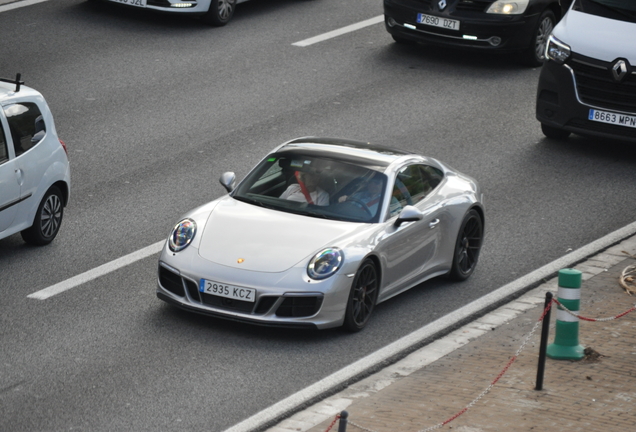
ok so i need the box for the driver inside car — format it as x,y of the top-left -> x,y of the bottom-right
279,171 -> 329,206
339,175 -> 401,216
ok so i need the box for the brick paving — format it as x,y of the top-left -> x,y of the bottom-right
272,236 -> 636,432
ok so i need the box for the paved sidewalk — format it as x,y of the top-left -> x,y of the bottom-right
269,236 -> 636,432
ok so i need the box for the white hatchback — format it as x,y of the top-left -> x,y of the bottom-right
0,75 -> 71,246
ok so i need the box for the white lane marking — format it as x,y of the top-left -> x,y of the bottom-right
223,220 -> 636,432
0,0 -> 49,13
292,15 -> 384,47
28,241 -> 164,300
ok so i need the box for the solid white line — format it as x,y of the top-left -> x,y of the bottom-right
0,0 -> 49,13
292,15 -> 384,47
223,220 -> 636,432
27,241 -> 164,300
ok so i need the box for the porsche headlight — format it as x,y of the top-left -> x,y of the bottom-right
307,248 -> 343,280
169,219 -> 197,252
486,0 -> 529,14
545,35 -> 571,64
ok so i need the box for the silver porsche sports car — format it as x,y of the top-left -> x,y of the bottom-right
157,137 -> 484,331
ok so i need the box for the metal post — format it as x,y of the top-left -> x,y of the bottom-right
338,410 -> 348,432
535,291 -> 553,390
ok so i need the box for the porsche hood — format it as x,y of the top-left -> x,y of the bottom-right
197,198 -> 359,273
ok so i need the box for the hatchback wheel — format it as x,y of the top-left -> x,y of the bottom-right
449,209 -> 483,281
343,259 -> 379,332
201,0 -> 236,26
21,186 -> 64,246
522,10 -> 556,67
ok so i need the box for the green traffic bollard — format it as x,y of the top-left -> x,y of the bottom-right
547,269 -> 584,360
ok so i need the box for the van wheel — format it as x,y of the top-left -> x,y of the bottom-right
522,10 -> 556,67
541,123 -> 571,139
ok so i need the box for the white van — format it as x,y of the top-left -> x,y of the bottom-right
535,0 -> 636,142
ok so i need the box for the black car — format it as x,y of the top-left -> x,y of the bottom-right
384,0 -> 562,66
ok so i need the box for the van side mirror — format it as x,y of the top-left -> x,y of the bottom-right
219,172 -> 236,193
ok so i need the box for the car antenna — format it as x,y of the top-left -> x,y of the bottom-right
0,73 -> 24,92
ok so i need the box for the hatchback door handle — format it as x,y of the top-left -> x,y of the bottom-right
429,219 -> 440,229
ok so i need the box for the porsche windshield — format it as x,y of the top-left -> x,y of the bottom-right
232,153 -> 390,223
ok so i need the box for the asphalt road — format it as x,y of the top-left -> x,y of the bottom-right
1,1 -> 636,431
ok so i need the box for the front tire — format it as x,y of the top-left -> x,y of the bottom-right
21,186 -> 64,246
541,123 -> 571,139
521,9 -> 556,67
201,0 -> 236,26
343,259 -> 379,332
448,209 -> 483,281
391,34 -> 415,45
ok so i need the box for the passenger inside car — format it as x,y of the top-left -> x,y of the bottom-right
279,171 -> 329,206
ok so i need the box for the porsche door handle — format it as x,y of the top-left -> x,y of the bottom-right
429,219 -> 440,229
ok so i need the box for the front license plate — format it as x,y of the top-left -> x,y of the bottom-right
589,109 -> 636,129
416,13 -> 460,31
108,0 -> 147,7
199,279 -> 256,303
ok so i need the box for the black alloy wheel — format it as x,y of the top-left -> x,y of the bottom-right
449,209 -> 483,281
201,0 -> 236,26
343,259 -> 379,332
522,9 -> 556,67
21,186 -> 64,246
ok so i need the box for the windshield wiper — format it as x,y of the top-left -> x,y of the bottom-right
303,210 -> 330,219
233,196 -> 266,208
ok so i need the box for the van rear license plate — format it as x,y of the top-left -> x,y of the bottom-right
416,14 -> 460,31
589,109 -> 636,129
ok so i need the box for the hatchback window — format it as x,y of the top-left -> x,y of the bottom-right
3,102 -> 46,157
0,122 -> 7,164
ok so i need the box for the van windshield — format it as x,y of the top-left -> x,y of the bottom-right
577,0 -> 636,20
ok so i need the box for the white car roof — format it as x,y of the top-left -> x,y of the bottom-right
0,80 -> 43,105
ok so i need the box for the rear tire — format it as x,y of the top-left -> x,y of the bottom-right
541,123 -> 571,139
343,259 -> 379,332
448,209 -> 483,281
21,186 -> 64,246
201,0 -> 236,26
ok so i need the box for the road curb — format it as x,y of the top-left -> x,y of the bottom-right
223,221 -> 636,432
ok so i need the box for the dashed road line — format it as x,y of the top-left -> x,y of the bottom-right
292,15 -> 384,47
28,240 -> 164,300
0,0 -> 49,13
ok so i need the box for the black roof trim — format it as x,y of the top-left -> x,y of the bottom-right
0,73 -> 24,92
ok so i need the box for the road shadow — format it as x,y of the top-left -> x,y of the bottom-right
378,37 -> 538,73
535,134 -> 636,163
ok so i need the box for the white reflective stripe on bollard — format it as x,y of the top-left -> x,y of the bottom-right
557,287 -> 581,300
556,309 -> 580,322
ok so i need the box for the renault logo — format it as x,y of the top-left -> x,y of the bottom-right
438,0 -> 447,11
611,59 -> 629,82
